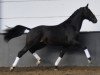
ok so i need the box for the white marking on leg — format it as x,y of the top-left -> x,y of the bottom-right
24,29 -> 29,33
84,49 -> 91,63
84,49 -> 90,58
33,53 -> 41,65
55,57 -> 62,66
10,57 -> 20,71
33,53 -> 41,61
12,57 -> 20,67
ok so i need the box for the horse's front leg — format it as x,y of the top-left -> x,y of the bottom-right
76,44 -> 92,64
54,49 -> 66,69
84,48 -> 91,63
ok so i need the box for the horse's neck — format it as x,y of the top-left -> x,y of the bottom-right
70,14 -> 84,31
60,11 -> 84,32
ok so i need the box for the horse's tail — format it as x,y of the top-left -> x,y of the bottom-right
4,25 -> 31,42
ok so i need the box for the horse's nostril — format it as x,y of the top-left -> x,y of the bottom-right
93,19 -> 97,23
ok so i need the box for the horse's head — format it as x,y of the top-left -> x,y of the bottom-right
82,4 -> 97,23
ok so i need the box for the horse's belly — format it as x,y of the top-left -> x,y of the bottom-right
43,28 -> 67,45
46,36 -> 66,45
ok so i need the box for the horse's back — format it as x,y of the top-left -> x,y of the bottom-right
26,25 -> 76,45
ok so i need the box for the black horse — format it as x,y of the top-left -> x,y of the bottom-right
4,4 -> 97,71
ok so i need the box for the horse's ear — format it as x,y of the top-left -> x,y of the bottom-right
86,4 -> 89,8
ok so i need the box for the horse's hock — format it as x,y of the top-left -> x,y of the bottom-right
0,32 -> 100,67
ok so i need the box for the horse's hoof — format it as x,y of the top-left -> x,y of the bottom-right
10,67 -> 14,71
36,60 -> 41,66
88,60 -> 92,64
54,68 -> 58,71
54,66 -> 58,71
87,60 -> 92,66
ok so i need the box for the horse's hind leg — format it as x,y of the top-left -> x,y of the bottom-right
10,37 -> 42,71
10,42 -> 42,71
10,27 -> 44,71
29,42 -> 46,65
10,45 -> 29,71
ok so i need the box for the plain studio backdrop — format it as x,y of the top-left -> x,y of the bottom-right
0,0 -> 100,32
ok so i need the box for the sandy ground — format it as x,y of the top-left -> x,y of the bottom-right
0,67 -> 100,75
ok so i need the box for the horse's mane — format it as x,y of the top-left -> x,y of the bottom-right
68,8 -> 83,21
60,7 -> 84,25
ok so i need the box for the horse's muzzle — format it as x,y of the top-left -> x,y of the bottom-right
93,19 -> 97,23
